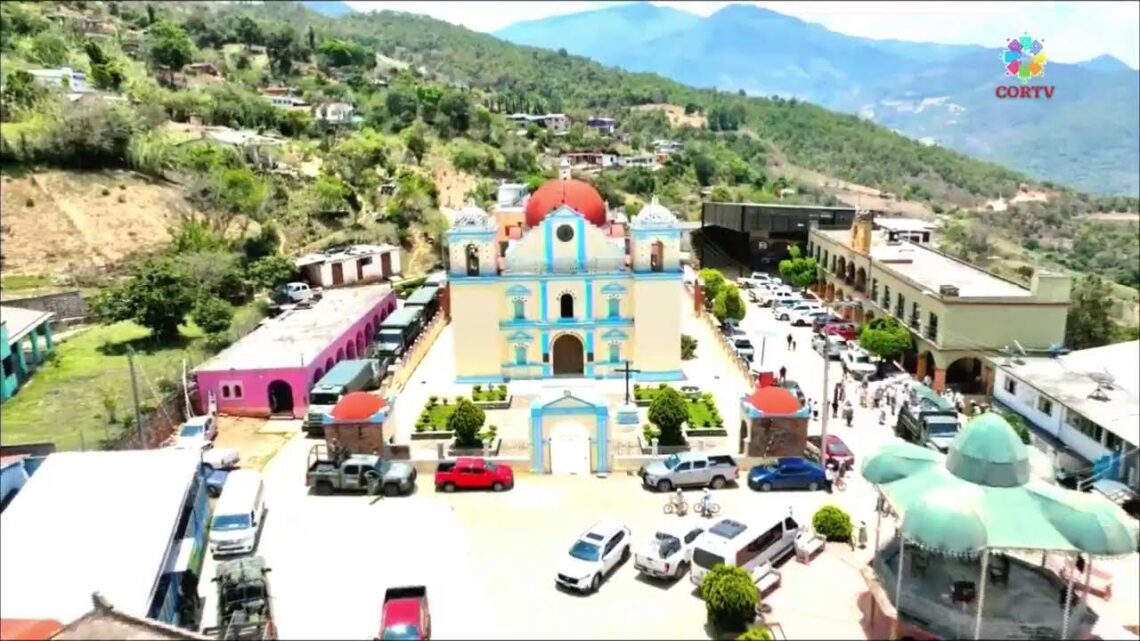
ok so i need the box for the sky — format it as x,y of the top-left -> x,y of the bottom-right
344,1 -> 1140,69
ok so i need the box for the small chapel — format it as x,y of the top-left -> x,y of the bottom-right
447,161 -> 685,383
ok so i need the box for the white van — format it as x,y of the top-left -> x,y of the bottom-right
690,515 -> 801,586
209,469 -> 267,557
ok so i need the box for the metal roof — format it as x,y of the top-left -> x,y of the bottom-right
379,306 -> 423,329
403,286 -> 439,307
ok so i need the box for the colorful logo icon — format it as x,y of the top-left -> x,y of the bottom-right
1002,35 -> 1047,84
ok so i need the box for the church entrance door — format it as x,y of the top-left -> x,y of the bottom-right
551,334 -> 584,376
550,422 -> 591,475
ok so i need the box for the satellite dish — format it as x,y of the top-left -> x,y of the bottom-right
1089,370 -> 1116,390
1012,340 -> 1028,357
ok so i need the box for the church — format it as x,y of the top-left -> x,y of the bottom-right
447,162 -> 684,383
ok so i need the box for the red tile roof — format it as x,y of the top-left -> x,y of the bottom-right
0,619 -> 65,640
330,392 -> 386,422
745,386 -> 801,415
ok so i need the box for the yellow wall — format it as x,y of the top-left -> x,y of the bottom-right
452,283 -> 501,378
633,279 -> 682,372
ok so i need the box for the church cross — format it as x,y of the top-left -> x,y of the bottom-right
617,360 -> 641,404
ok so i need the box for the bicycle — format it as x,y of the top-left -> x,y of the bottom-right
833,476 -> 848,492
695,502 -> 721,517
663,501 -> 689,516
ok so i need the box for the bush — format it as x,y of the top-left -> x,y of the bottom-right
102,187 -> 111,196
642,423 -> 660,443
700,565 -> 758,633
738,627 -> 775,640
648,386 -> 689,447
447,398 -> 486,448
681,333 -> 698,360
812,505 -> 854,542
473,384 -> 482,393
191,296 -> 235,336
428,395 -> 438,405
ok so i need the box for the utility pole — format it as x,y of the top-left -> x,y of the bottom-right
127,346 -> 145,448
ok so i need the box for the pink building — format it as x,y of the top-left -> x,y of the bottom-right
193,284 -> 397,418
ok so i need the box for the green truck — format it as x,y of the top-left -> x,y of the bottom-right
373,306 -> 425,362
304,359 -> 381,437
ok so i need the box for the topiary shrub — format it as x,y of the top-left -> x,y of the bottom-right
700,564 -> 758,633
812,505 -> 854,542
738,626 -> 775,640
473,384 -> 482,394
448,398 -> 486,448
428,395 -> 438,405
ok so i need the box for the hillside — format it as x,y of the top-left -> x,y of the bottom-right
496,3 -> 1140,196
0,0 -> 1136,295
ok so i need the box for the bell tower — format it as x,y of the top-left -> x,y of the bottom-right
850,209 -> 874,255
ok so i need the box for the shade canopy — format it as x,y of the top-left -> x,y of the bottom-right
863,412 -> 1139,557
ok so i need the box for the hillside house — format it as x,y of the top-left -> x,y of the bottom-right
296,245 -> 402,289
182,62 -> 221,77
313,101 -> 357,126
561,151 -> 617,169
585,117 -> 617,135
262,93 -> 310,110
618,154 -> 658,169
652,139 -> 683,154
28,68 -> 89,93
506,113 -> 570,133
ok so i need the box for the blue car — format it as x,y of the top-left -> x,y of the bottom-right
748,457 -> 827,492
205,468 -> 230,498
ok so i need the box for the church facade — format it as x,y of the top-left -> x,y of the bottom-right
447,165 -> 684,384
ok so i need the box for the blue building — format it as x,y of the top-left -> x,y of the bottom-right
0,306 -> 55,402
0,449 -> 209,627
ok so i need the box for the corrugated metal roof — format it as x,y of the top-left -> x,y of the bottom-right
403,286 -> 439,306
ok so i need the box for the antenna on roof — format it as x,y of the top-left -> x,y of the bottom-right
999,345 -> 1024,367
1088,370 -> 1115,401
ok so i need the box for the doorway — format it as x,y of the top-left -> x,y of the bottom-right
267,380 -> 295,416
381,252 -> 392,278
551,334 -> 584,376
550,422 -> 591,475
331,262 -> 344,286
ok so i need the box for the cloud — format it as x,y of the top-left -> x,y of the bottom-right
346,0 -> 1139,68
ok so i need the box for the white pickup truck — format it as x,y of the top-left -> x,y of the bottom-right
639,452 -> 739,492
634,520 -> 707,580
843,347 -> 879,381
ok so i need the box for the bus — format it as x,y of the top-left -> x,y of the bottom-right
689,514 -> 802,586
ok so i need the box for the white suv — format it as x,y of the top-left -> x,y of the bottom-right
782,303 -> 823,324
556,521 -> 632,593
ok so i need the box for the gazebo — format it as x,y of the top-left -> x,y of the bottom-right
861,412 -> 1139,640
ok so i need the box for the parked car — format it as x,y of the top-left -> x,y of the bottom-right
276,281 -> 320,304
805,435 -> 855,470
787,305 -> 825,326
747,457 -> 828,492
733,338 -> 755,362
811,312 -> 842,333
842,347 -> 879,380
205,468 -> 229,498
720,319 -> 744,338
306,445 -> 417,496
639,452 -> 739,492
379,586 -> 431,641
174,414 -> 217,449
634,520 -> 706,580
555,521 -> 631,593
434,457 -> 514,492
201,447 -> 240,472
823,322 -> 859,341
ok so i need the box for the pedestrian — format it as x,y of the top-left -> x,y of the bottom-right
831,397 -> 840,418
791,338 -> 797,351
812,401 -> 820,422
824,462 -> 835,493
878,408 -> 887,425
786,333 -> 793,350
843,402 -> 854,427
922,374 -> 932,388
779,365 -> 787,382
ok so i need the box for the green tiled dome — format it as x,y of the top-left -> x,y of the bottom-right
945,412 -> 1031,487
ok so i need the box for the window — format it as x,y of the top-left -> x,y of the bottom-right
736,524 -> 782,567
1067,412 -> 1103,443
512,298 -> 525,320
514,345 -> 526,365
556,224 -> 575,242
685,529 -> 703,545
693,460 -> 707,470
222,385 -> 231,398
560,293 -> 574,319
871,279 -> 879,302
895,293 -> 905,318
465,244 -> 480,276
343,464 -> 360,476
1004,377 -> 1017,394
882,285 -> 891,308
608,298 -> 620,318
360,256 -> 373,266
650,240 -> 665,272
926,313 -> 939,341
1105,431 -> 1124,452
608,343 -> 620,363
675,462 -> 691,472
1,354 -> 12,378
233,384 -> 243,398
1036,396 -> 1054,416
909,302 -> 920,329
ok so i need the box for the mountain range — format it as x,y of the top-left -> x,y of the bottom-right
496,2 -> 1140,196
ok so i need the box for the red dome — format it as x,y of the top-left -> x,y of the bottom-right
745,386 -> 801,416
330,392 -> 387,422
524,178 -> 607,227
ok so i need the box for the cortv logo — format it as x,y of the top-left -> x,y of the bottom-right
995,34 -> 1055,99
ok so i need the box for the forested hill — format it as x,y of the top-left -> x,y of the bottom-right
184,1 -> 1037,206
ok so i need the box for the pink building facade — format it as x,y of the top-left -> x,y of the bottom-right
194,289 -> 398,418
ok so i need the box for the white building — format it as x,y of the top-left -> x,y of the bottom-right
873,217 -> 938,245
295,244 -> 402,288
585,117 -> 617,135
28,67 -> 89,93
263,94 -> 310,110
618,154 -> 659,169
314,101 -> 356,125
989,340 -> 1140,488
506,113 -> 570,133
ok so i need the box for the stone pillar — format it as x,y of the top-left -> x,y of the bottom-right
40,324 -> 54,351
915,354 -> 928,382
932,368 -> 947,393
27,334 -> 40,366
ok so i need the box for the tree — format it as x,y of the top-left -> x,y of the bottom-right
31,30 -> 70,67
777,244 -> 819,289
90,258 -> 194,341
700,565 -> 758,633
684,102 -> 700,115
278,108 -> 312,137
1065,275 -> 1118,350
738,627 -> 775,640
146,4 -> 156,25
265,24 -> 303,77
447,398 -> 486,448
648,386 -> 689,447
438,91 -> 472,136
191,295 -> 235,335
146,20 -> 194,79
85,41 -> 126,92
247,255 -> 296,290
812,505 -> 854,542
681,334 -> 698,360
0,70 -> 47,121
307,25 -> 315,51
698,268 -> 727,302
404,123 -> 428,164
858,317 -> 912,362
692,152 -> 716,187
714,285 -> 746,322
234,16 -> 264,48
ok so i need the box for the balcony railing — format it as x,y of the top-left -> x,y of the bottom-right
502,257 -> 630,275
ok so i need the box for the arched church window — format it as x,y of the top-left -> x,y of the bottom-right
514,344 -> 527,365
650,240 -> 664,272
607,297 -> 619,318
465,244 -> 480,276
512,298 -> 525,320
608,342 -> 620,363
560,293 -> 574,319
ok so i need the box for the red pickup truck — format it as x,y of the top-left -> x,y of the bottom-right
434,457 -> 514,492
377,586 -> 430,641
